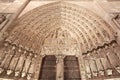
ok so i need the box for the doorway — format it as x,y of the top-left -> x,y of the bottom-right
39,55 -> 56,80
64,56 -> 81,80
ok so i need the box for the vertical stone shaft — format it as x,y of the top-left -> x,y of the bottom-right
77,55 -> 87,80
56,55 -> 65,80
34,55 -> 44,80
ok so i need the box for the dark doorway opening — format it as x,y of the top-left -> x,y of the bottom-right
64,56 -> 81,80
39,55 -> 56,80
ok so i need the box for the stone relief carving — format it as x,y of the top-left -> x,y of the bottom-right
83,41 -> 120,79
41,28 -> 79,55
0,41 -> 36,79
5,2 -> 116,55
0,2 -> 118,80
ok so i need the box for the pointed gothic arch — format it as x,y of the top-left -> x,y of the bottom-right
0,1 -> 117,80
6,1 -> 115,55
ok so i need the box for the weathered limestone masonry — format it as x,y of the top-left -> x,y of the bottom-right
0,0 -> 120,80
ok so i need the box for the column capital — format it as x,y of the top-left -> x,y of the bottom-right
56,54 -> 66,59
55,54 -> 65,64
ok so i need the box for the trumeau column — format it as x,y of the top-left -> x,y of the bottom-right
34,55 -> 45,80
76,55 -> 87,80
56,55 -> 65,80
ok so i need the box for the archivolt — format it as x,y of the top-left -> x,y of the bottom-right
6,1 -> 116,54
